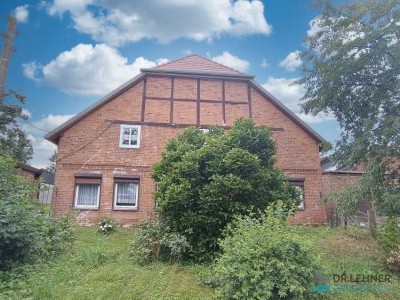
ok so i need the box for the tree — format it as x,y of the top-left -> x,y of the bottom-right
0,90 -> 32,163
297,0 -> 400,214
46,150 -> 57,174
152,119 -> 298,260
0,155 -> 74,269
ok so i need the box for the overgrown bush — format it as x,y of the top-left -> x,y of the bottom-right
213,202 -> 322,300
377,218 -> 400,253
0,156 -> 75,269
130,218 -> 190,264
386,245 -> 400,272
98,216 -> 117,234
152,119 -> 298,260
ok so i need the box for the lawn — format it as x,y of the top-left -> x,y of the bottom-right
1,226 -> 399,300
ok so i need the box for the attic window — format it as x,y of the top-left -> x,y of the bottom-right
119,125 -> 141,148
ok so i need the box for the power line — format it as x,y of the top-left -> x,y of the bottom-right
20,117 -> 53,133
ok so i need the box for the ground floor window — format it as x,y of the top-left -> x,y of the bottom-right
114,178 -> 139,210
287,179 -> 305,210
74,176 -> 101,209
294,184 -> 305,210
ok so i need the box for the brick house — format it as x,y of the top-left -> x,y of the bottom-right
17,163 -> 54,204
46,54 -> 327,225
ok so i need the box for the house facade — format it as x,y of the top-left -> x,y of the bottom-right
46,54 -> 327,225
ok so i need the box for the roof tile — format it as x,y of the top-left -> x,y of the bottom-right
151,54 -> 244,76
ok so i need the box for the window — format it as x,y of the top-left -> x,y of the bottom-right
119,125 -> 141,148
294,184 -> 305,210
114,178 -> 139,210
287,179 -> 305,210
74,177 -> 101,209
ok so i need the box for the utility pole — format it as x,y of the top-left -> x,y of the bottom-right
0,16 -> 17,103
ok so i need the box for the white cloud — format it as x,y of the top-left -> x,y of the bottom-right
34,114 -> 76,132
24,114 -> 75,168
46,0 -> 271,46
307,16 -> 322,37
156,58 -> 169,66
211,51 -> 250,73
262,76 -> 335,124
23,43 -> 167,96
295,112 -> 335,124
22,108 -> 32,118
14,5 -> 29,23
260,58 -> 269,68
279,50 -> 302,72
262,76 -> 304,111
22,61 -> 42,82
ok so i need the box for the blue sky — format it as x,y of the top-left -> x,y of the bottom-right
2,0 -> 340,168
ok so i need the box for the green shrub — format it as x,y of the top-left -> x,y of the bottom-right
0,156 -> 75,269
152,119 -> 298,260
98,216 -> 117,234
377,218 -> 400,253
213,202 -> 322,300
386,245 -> 400,272
130,218 -> 190,264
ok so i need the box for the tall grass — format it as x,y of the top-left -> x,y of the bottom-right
1,226 -> 399,300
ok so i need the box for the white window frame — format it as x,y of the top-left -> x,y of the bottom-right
74,184 -> 101,209
119,125 -> 141,148
113,181 -> 139,210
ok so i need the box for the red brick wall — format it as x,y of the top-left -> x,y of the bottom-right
321,172 -> 362,198
53,75 -> 326,225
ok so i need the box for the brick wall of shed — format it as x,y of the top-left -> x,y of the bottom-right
52,75 -> 326,225
321,173 -> 362,198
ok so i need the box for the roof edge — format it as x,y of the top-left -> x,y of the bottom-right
18,162 -> 43,175
322,170 -> 365,175
250,79 -> 327,145
45,73 -> 146,144
141,68 -> 254,79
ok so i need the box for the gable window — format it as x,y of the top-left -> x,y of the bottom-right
114,177 -> 139,210
287,178 -> 305,210
119,125 -> 141,148
74,176 -> 101,209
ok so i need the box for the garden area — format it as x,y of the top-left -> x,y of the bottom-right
1,225 -> 399,300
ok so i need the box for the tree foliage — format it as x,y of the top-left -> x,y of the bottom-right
298,0 -> 400,215
46,150 -> 57,174
0,155 -> 74,270
152,119 -> 298,260
0,90 -> 33,163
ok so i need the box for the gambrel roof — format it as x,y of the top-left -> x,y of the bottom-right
45,54 -> 326,145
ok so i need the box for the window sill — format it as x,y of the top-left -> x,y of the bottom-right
119,145 -> 140,149
112,207 -> 138,211
74,207 -> 99,210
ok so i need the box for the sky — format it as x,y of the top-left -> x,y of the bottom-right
1,0 -> 341,168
